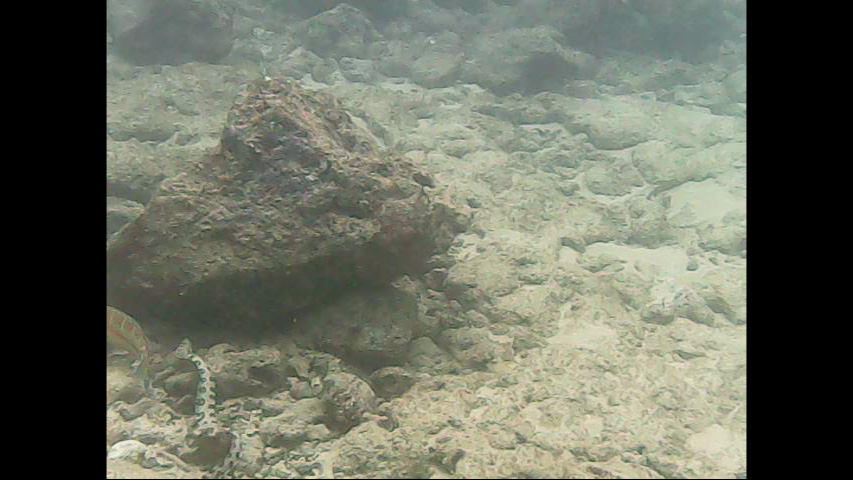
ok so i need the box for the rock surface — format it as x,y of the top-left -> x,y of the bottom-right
293,4 -> 382,60
300,286 -> 419,367
107,78 -> 467,327
107,196 -> 144,240
107,2 -> 746,477
460,26 -> 598,96
107,0 -> 234,65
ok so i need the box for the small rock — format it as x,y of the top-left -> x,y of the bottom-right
321,372 -> 379,426
106,365 -> 145,405
565,80 -> 599,98
412,52 -> 461,88
724,67 -> 747,103
305,287 -> 417,366
640,302 -> 676,325
107,196 -> 144,239
578,253 -> 625,273
424,268 -> 448,291
287,377 -> 317,400
698,223 -> 746,257
441,327 -> 514,369
407,337 -> 460,374
259,398 -> 326,448
673,288 -> 718,326
204,345 -> 286,399
339,57 -> 376,83
370,367 -> 416,398
559,234 -> 586,253
108,439 -> 148,462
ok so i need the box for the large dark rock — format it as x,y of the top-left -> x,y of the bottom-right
107,0 -> 234,65
107,78 -> 468,327
556,0 -> 742,62
460,26 -> 598,96
292,4 -> 382,60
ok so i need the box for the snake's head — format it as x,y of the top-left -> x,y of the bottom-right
174,339 -> 194,360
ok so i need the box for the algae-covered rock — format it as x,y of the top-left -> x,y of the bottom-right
107,78 -> 467,327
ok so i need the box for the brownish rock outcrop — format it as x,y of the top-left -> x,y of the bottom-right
107,78 -> 467,327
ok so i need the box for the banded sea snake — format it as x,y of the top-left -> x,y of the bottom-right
174,339 -> 244,479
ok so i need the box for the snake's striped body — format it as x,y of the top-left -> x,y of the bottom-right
174,339 -> 243,479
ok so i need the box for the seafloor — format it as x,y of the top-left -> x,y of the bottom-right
108,1 -> 745,478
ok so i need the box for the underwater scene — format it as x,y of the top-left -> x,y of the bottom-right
107,1 -> 746,478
